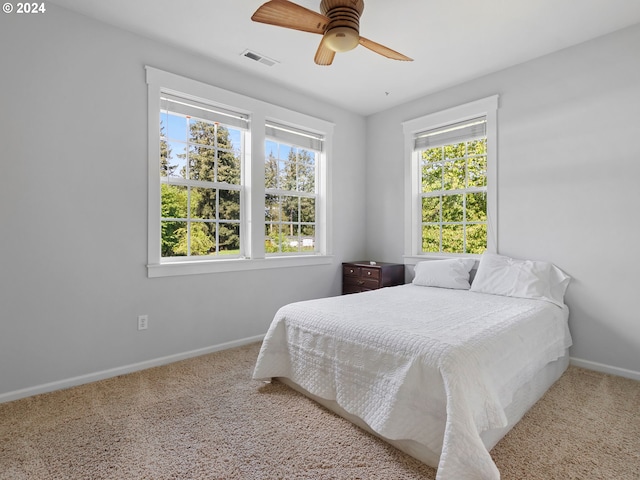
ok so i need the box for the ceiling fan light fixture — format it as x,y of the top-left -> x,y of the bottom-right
324,26 -> 359,52
250,0 -> 412,65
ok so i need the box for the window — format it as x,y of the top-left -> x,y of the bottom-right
403,96 -> 498,259
146,67 -> 333,277
160,94 -> 246,259
417,118 -> 487,254
264,122 -> 322,255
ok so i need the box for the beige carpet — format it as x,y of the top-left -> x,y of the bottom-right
1,342 -> 638,479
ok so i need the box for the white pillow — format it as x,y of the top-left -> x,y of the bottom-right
470,253 -> 570,307
412,258 -> 476,290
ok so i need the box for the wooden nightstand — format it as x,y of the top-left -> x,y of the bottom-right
342,261 -> 405,295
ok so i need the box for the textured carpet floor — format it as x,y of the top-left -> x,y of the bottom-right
1,342 -> 638,479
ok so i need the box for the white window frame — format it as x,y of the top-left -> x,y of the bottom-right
402,95 -> 498,264
159,94 -> 247,261
146,66 -> 334,277
264,123 -> 322,257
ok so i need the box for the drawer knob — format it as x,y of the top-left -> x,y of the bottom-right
367,271 -> 371,275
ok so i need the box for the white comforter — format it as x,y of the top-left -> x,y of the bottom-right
253,284 -> 571,480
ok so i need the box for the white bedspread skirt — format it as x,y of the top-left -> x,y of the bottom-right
253,285 -> 571,480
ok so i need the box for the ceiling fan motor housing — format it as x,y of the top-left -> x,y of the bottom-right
320,0 -> 364,52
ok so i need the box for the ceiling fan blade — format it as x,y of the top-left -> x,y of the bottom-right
251,0 -> 329,35
314,36 -> 336,65
358,37 -> 413,61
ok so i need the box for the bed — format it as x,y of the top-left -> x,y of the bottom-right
253,254 -> 572,479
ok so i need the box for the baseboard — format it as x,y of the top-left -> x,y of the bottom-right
570,357 -> 640,381
0,334 -> 265,404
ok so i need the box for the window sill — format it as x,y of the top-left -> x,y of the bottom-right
147,255 -> 334,278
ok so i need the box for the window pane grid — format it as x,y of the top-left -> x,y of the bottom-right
419,137 -> 487,254
161,113 -> 242,185
160,101 -> 243,258
264,139 -> 318,255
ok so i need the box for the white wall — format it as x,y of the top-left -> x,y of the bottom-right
0,5 -> 366,399
365,24 -> 640,377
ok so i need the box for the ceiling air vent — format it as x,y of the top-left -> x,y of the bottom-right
241,49 -> 279,67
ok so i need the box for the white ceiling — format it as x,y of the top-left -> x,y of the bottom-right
48,0 -> 640,116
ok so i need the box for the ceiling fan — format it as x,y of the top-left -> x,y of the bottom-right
251,0 -> 413,66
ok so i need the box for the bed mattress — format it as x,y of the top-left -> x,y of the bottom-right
253,284 -> 572,479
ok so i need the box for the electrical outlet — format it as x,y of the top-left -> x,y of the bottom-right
137,314 -> 148,331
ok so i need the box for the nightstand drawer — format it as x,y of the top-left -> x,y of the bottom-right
343,276 -> 380,291
360,267 -> 380,280
343,265 -> 361,277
